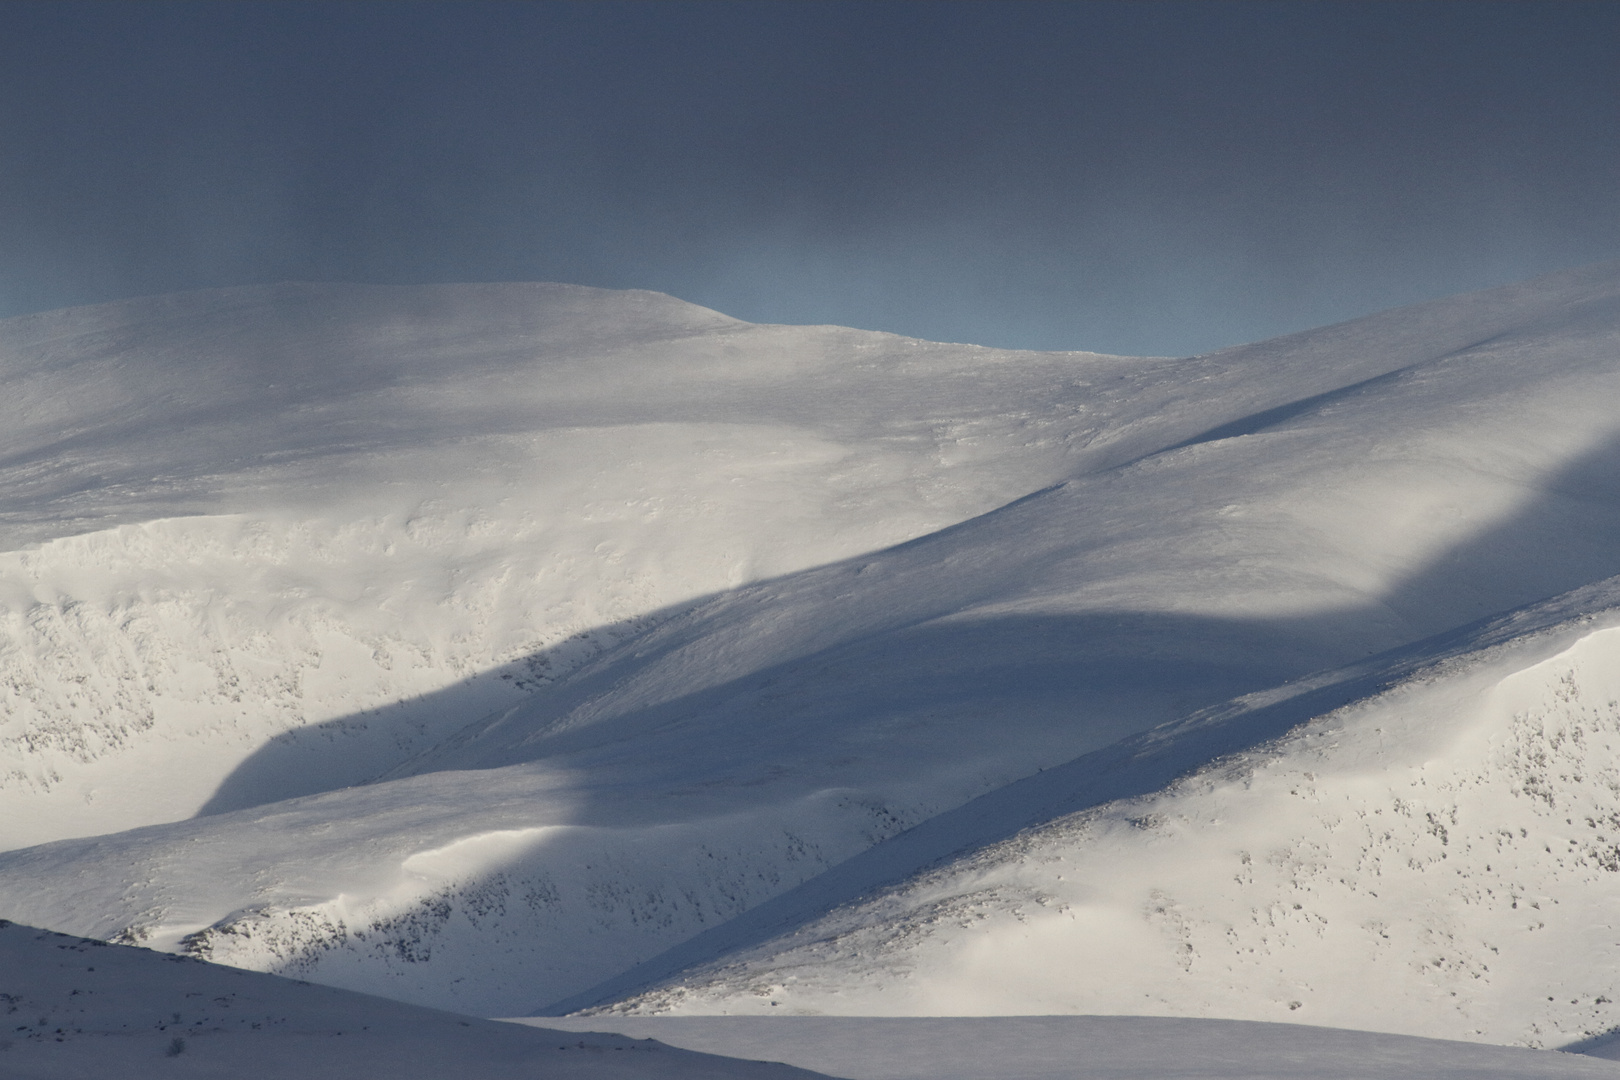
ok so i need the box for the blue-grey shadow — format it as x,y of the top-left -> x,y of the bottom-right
188,426 -> 1620,1012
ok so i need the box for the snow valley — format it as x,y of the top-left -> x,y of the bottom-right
5,267 -> 1620,1073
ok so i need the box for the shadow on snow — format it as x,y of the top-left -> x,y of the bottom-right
189,427 -> 1620,1012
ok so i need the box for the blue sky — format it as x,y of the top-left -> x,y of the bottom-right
2,1 -> 1617,354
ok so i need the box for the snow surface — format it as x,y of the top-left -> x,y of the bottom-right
586,581 -> 1620,1046
0,281 -> 1128,847
0,920 -> 833,1079
4,266 -> 1620,1049
13,911 -> 1609,1080
518,1015 -> 1620,1080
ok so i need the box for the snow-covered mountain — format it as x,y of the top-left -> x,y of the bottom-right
0,280 -> 1126,847
589,580 -> 1620,1047
3,265 -> 1620,1047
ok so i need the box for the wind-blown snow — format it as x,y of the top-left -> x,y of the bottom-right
3,266 -> 1620,1044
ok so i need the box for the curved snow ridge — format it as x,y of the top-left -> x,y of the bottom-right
399,826 -> 563,880
156,789 -> 938,1016
614,604 -> 1620,1047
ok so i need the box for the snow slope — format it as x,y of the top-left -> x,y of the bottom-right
0,920 -> 833,1079
521,1015 -> 1620,1080
589,580 -> 1620,1047
13,913 -> 1610,1080
0,280 -> 1131,847
3,265 -> 1620,1036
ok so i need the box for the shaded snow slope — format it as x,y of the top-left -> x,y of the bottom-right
597,581 -> 1620,1048
521,1015 -> 1620,1080
4,266 -> 1620,1029
0,920 -> 834,1079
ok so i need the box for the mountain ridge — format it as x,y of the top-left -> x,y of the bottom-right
2,264 -> 1620,1040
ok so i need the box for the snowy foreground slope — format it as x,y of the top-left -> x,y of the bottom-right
9,918 -> 1614,1080
0,920 -> 831,1079
3,266 -> 1620,1045
526,1014 -> 1620,1080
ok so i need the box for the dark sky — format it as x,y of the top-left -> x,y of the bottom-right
3,1 -> 1618,355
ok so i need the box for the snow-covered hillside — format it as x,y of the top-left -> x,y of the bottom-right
3,265 -> 1620,1043
0,281 -> 1129,847
592,580 -> 1620,1047
523,1014 -> 1620,1080
0,920 -> 831,1079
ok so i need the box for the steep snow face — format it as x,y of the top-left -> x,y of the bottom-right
0,282 -> 1135,847
4,266 -> 1620,1025
612,585 -> 1620,1048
